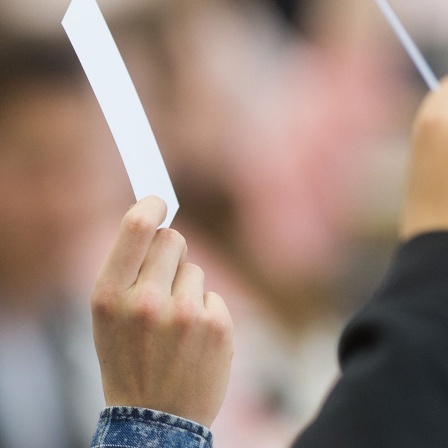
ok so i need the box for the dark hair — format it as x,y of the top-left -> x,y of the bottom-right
0,35 -> 82,96
266,0 -> 312,34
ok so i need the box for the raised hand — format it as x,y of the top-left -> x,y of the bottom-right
91,196 -> 233,428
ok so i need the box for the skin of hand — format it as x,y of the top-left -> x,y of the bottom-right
401,78 -> 448,240
91,196 -> 234,428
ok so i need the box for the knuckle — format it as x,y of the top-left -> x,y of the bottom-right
123,210 -> 157,239
156,228 -> 186,249
205,296 -> 233,343
128,285 -> 164,325
91,287 -> 117,320
130,298 -> 162,327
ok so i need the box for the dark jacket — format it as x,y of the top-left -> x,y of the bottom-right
294,232 -> 448,447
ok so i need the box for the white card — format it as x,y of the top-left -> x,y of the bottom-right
374,0 -> 439,91
62,0 -> 179,227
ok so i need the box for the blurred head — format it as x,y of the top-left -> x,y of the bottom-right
0,36 -> 133,313
122,0 -> 412,281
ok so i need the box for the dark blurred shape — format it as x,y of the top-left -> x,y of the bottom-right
265,0 -> 312,32
0,35 -> 82,97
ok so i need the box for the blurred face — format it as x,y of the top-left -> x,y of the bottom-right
0,79 -> 132,310
135,0 -> 414,287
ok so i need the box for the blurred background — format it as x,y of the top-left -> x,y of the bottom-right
0,0 -> 446,447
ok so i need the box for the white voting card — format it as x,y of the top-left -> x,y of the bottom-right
62,0 -> 179,227
374,0 -> 439,91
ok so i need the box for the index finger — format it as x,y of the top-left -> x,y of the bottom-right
97,196 -> 167,293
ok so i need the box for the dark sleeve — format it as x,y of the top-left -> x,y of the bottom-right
293,232 -> 448,448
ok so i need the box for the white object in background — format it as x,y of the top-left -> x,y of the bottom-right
374,0 -> 439,91
62,0 -> 179,227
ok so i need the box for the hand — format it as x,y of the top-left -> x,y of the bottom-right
91,196 -> 233,428
401,78 -> 448,240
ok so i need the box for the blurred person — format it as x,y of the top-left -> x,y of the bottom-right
0,2 -> 439,448
108,4 -> 344,446
0,35 -> 133,448
88,78 -> 448,448
119,0 -> 415,318
106,1 -> 419,445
